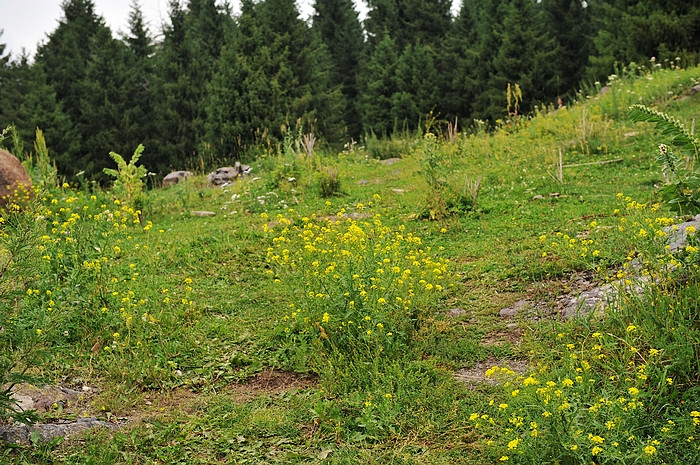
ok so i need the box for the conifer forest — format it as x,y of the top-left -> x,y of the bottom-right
0,0 -> 698,179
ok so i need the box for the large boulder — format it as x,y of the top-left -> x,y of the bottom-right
207,162 -> 251,186
162,170 -> 193,187
0,149 -> 32,207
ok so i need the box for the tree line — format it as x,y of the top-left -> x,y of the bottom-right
0,0 -> 698,180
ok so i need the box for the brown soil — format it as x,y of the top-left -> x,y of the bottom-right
227,369 -> 317,402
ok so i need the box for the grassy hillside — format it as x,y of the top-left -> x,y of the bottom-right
2,64 -> 700,464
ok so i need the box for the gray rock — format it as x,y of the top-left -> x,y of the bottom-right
357,180 -> 369,186
391,188 -> 406,194
0,418 -> 116,445
10,384 -> 83,413
191,211 -> 216,217
446,308 -> 468,318
162,170 -> 193,187
0,149 -> 32,207
690,85 -> 700,95
666,214 -> 700,252
499,300 -> 530,318
207,162 -> 252,186
380,158 -> 402,166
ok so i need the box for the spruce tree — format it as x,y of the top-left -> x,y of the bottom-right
442,1 -> 479,122
539,0 -> 593,99
312,0 -> 365,138
122,1 -> 158,172
206,0 -> 341,158
587,0 -> 700,81
475,0 -> 557,121
357,34 -> 399,135
34,0 -> 129,178
391,43 -> 439,130
153,0 -> 230,170
364,0 -> 452,51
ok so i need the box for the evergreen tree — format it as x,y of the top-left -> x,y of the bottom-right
464,0 -> 503,121
473,0 -> 557,121
312,0 -> 365,138
364,0 -> 453,51
153,0 -> 231,170
79,27 -> 132,179
587,0 -> 700,81
34,0 -> 130,178
391,43 -> 439,129
122,1 -> 158,172
357,34 -> 399,134
206,0 -> 341,158
16,62 -> 78,172
442,1 -> 480,122
540,0 -> 593,99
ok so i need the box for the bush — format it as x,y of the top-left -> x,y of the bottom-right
264,207 -> 450,390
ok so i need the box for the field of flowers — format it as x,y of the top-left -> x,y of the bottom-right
2,63 -> 700,463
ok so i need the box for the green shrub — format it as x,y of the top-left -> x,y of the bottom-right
264,207 -> 451,390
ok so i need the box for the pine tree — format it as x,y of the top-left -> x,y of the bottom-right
441,1 -> 479,122
464,0 -> 503,121
122,1 -> 158,172
391,43 -> 439,129
364,0 -> 452,51
206,0 -> 341,158
79,27 -> 132,179
587,0 -> 700,81
540,0 -> 593,99
312,0 -> 365,138
153,0 -> 231,170
34,0 -> 130,178
473,0 -> 557,121
358,34 -> 399,134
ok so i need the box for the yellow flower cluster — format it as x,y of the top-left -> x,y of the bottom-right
265,210 -> 450,357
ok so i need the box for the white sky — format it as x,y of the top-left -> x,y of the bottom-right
0,0 -> 363,59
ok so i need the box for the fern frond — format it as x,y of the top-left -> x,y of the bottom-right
629,104 -> 699,154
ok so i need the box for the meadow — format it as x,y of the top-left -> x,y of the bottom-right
2,62 -> 700,464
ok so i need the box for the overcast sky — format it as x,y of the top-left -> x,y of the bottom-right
0,0 -> 350,59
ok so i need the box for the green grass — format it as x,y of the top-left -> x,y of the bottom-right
2,64 -> 700,464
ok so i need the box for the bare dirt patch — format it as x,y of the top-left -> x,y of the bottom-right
227,369 -> 317,401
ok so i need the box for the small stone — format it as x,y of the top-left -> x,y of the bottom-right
357,180 -> 369,185
162,170 -> 193,187
499,300 -> 530,318
391,188 -> 405,194
380,157 -> 402,166
506,323 -> 518,329
446,308 -> 468,318
191,211 -> 216,217
690,85 -> 700,95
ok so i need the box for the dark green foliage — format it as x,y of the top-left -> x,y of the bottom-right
473,0 -> 558,121
364,0 -> 452,51
539,0 -> 594,99
587,0 -> 700,81
358,34 -> 399,134
441,2 -> 479,121
391,43 -> 440,129
206,0 -> 342,158
121,1 -> 157,171
152,0 -> 232,170
312,0 -> 365,138
1,0 -> 699,179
